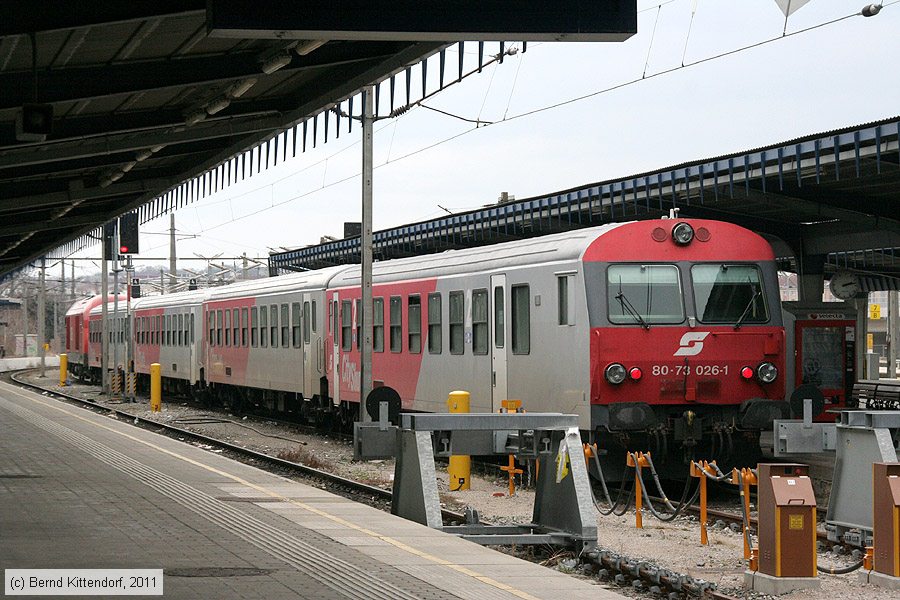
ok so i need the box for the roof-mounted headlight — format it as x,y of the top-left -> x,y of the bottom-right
672,222 -> 694,245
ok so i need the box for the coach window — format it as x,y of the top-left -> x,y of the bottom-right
691,264 -> 768,324
557,273 -> 575,326
224,309 -> 231,346
167,315 -> 173,346
312,301 -> 317,333
281,303 -> 290,348
259,306 -> 268,348
449,291 -> 464,355
472,289 -> 488,355
217,310 -> 224,346
184,313 -> 190,346
341,300 -> 352,351
251,307 -> 258,347
178,314 -> 184,346
303,301 -> 311,344
408,295 -> 422,354
331,301 -> 338,347
191,313 -> 195,344
292,302 -> 301,348
428,293 -> 441,354
390,296 -> 402,353
511,285 -> 530,355
233,308 -> 239,347
494,287 -> 505,348
607,264 -> 683,325
241,308 -> 248,346
270,305 -> 278,348
373,297 -> 384,352
355,299 -> 362,350
208,311 -> 214,346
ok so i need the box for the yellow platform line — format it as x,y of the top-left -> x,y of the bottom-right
5,384 -> 542,600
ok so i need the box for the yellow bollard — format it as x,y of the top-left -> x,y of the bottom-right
59,353 -> 68,386
150,363 -> 161,412
447,390 -> 470,491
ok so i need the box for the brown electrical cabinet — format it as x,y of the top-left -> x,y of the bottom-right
873,463 -> 900,577
757,463 -> 817,578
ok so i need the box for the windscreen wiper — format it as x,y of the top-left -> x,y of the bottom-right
616,291 -> 650,330
733,289 -> 761,330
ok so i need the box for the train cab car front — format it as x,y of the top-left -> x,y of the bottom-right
583,218 -> 787,466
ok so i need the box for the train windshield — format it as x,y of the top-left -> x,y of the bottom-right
691,264 -> 768,324
607,264 -> 684,325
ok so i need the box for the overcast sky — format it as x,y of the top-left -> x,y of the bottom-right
68,0 -> 900,278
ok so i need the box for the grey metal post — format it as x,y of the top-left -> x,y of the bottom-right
22,289 -> 27,356
360,86 -> 374,421
101,228 -> 109,394
70,260 -> 75,300
125,255 -> 134,400
889,291 -> 899,379
242,252 -> 249,280
169,213 -> 177,291
38,257 -> 45,376
113,251 -> 120,395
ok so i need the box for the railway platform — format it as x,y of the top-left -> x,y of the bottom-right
0,379 -> 624,600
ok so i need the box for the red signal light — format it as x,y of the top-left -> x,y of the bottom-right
629,367 -> 643,381
120,245 -> 129,254
740,366 -> 754,380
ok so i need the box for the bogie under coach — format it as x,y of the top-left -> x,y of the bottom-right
68,219 -> 786,466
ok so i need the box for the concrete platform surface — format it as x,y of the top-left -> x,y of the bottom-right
0,380 -> 625,600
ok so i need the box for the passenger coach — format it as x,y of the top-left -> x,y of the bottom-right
68,218 -> 786,465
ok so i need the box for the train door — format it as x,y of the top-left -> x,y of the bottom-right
331,292 -> 340,403
302,292 -> 314,396
491,274 -> 508,411
190,307 -> 199,384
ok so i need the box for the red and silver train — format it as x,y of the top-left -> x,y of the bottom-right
65,219 -> 786,464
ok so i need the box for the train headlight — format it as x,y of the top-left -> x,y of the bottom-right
629,367 -> 643,381
605,363 -> 627,385
740,366 -> 755,380
757,362 -> 778,384
672,222 -> 694,245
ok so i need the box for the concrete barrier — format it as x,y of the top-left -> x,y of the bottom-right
0,356 -> 61,373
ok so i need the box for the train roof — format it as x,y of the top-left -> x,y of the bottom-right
205,265 -> 350,302
130,288 -> 211,311
65,295 -> 97,317
329,222 -> 626,287
70,294 -> 127,318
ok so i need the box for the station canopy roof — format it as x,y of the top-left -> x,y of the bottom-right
0,1 -> 638,280
269,116 -> 900,290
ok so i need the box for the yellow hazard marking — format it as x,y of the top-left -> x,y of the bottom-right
4,384 -> 542,600
789,514 -> 804,530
